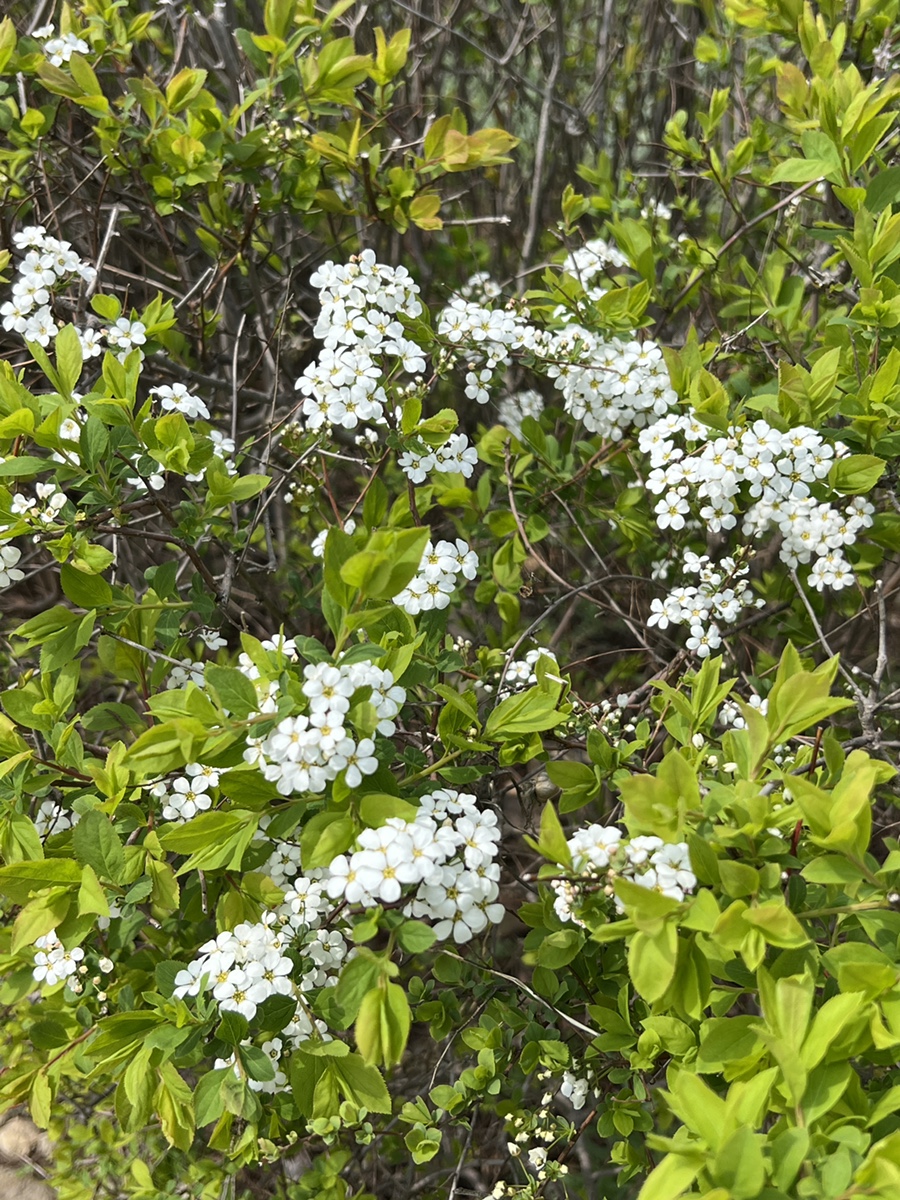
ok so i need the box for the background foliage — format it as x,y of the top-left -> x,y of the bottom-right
4,2 -> 900,1199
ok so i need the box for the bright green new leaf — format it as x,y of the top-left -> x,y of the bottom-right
356,981 -> 411,1067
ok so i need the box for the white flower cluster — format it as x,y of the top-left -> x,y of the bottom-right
2,224 -> 149,364
34,800 -> 80,837
559,1069 -> 598,1112
398,432 -> 478,483
647,551 -> 761,658
497,389 -> 544,439
263,840 -> 304,887
34,25 -> 90,65
562,237 -> 629,283
150,382 -> 210,421
151,763 -> 224,823
278,872 -> 331,928
719,693 -> 768,729
2,225 -> 96,347
438,277 -> 676,440
640,414 -> 874,591
296,250 -> 425,433
552,823 -> 696,923
502,648 -> 559,694
175,914 -> 338,1092
104,316 -> 147,358
172,826 -> 380,1090
173,918 -> 294,1021
243,657 -> 403,796
453,272 -> 503,305
232,633 -> 302,714
326,789 -> 505,944
505,1085 -> 572,1188
10,481 -> 68,527
437,295 -> 541,405
544,329 -> 675,441
33,932 -> 84,988
392,537 -> 478,614
295,245 -> 675,449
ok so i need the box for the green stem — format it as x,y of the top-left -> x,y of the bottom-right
404,748 -> 468,786
802,900 -> 887,920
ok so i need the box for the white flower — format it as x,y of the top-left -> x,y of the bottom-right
654,491 -> 689,531
44,32 -> 90,65
166,658 -> 206,690
105,317 -> 147,355
341,738 -> 378,787
0,544 -> 25,589
150,382 -> 210,420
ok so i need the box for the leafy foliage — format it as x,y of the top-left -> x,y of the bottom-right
4,3 -> 900,1200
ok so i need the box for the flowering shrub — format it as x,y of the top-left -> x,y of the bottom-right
4,3 -> 900,1200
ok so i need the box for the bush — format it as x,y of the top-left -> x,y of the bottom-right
3,3 -> 900,1199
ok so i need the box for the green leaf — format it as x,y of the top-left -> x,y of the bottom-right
766,653 -> 854,742
216,1009 -> 250,1047
0,860 -> 83,904
239,1044 -> 275,1084
332,1051 -> 392,1113
323,526 -> 357,610
801,855 -> 866,885
628,923 -> 679,1002
396,920 -> 437,953
30,1073 -> 52,1130
667,1070 -> 727,1147
335,954 -> 383,1025
72,811 -> 126,884
618,749 -> 696,840
165,67 -> 208,112
712,1126 -> 766,1198
866,166 -> 900,213
204,665 -> 261,719
193,1068 -> 230,1128
77,864 -> 110,917
358,794 -> 417,827
636,1151 -> 704,1200
828,453 -> 887,495
404,1123 -> 442,1164
290,1048 -> 333,1118
263,0 -> 294,39
60,564 -> 113,608
301,812 -> 356,870
614,877 -> 682,927
55,324 -> 83,396
0,456 -> 48,477
696,1016 -> 762,1071
801,1060 -> 854,1123
122,719 -> 209,775
41,609 -> 96,673
340,527 -> 431,600
483,685 -> 563,740
356,982 -> 411,1067
11,888 -> 71,953
254,993 -> 300,1036
529,800 -> 571,868
769,157 -> 833,183
536,928 -> 584,969
771,1127 -> 810,1191
743,902 -> 810,948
